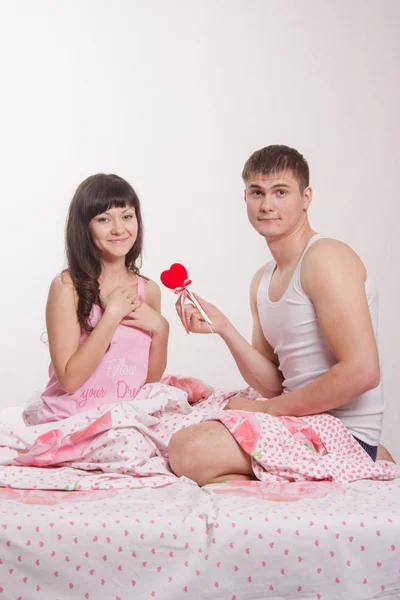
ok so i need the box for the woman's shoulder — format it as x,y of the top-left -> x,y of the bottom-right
142,277 -> 160,293
140,276 -> 161,310
48,270 -> 77,303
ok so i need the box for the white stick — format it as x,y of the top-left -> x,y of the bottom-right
186,289 -> 213,325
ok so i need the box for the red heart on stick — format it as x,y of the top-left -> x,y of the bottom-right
160,263 -> 190,290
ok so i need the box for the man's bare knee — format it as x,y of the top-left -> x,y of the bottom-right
168,421 -> 253,486
168,426 -> 205,480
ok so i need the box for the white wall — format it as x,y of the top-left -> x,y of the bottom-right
0,0 -> 399,460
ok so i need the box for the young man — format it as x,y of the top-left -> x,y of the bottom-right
168,145 -> 391,486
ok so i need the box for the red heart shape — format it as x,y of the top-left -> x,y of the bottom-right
160,263 -> 189,290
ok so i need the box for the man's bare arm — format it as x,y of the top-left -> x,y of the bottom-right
220,266 -> 283,397
176,266 -> 283,397
258,240 -> 380,417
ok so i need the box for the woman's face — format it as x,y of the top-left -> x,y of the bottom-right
88,205 -> 138,260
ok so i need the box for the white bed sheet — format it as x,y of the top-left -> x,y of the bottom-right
1,478 -> 399,599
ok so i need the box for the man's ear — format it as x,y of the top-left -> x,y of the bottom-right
303,187 -> 312,211
244,189 -> 247,203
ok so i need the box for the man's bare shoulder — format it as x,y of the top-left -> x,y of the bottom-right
250,261 -> 276,315
305,237 -> 362,261
302,238 -> 366,295
250,262 -> 272,295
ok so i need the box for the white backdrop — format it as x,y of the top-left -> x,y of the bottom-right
0,0 -> 399,460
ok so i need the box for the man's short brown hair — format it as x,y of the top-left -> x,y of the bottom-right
242,145 -> 310,192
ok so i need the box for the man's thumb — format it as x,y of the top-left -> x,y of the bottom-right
192,293 -> 213,311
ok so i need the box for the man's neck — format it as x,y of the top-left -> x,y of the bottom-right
267,223 -> 317,270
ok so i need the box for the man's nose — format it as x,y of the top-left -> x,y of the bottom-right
260,194 -> 275,212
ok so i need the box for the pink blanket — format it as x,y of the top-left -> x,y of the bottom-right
0,381 -> 398,491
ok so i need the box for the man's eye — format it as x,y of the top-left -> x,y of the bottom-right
277,190 -> 286,196
253,190 -> 262,196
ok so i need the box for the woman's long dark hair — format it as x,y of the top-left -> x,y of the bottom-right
65,174 -> 144,331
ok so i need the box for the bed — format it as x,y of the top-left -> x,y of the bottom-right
0,382 -> 399,599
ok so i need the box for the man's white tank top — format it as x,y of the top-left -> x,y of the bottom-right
257,234 -> 384,446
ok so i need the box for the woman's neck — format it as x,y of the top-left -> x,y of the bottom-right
99,257 -> 130,284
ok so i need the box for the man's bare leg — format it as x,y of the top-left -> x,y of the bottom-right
168,421 -> 254,486
377,444 -> 395,463
208,473 -> 257,484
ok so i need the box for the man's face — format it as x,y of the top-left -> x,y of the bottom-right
244,170 -> 312,240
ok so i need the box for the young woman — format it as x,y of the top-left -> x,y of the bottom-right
37,173 -> 169,423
